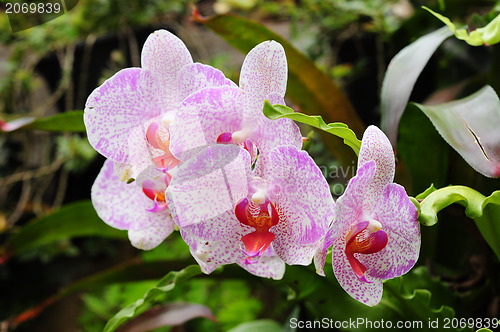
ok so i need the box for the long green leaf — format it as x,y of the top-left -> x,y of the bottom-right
414,86 -> 500,178
263,101 -> 361,155
1,200 -> 126,262
103,265 -> 202,332
380,26 -> 453,145
0,111 -> 85,132
197,12 -> 365,165
419,186 -> 500,259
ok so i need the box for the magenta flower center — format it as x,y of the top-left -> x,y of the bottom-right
216,131 -> 257,161
234,197 -> 280,261
345,220 -> 388,283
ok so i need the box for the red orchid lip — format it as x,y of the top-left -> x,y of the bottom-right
235,196 -> 281,260
345,221 -> 388,282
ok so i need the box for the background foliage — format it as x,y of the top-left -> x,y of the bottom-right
1,0 -> 499,331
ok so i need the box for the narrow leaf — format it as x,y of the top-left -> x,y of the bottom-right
0,111 -> 85,133
228,319 -> 283,332
415,86 -> 500,178
423,7 -> 500,46
1,200 -> 126,262
263,101 -> 361,155
117,302 -> 216,332
419,186 -> 500,259
196,11 -> 365,165
381,26 -> 453,145
104,265 -> 202,332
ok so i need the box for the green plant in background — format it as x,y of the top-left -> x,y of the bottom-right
1,0 -> 500,331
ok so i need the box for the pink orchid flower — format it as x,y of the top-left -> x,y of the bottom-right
168,40 -> 302,162
166,144 -> 334,279
84,29 -> 235,180
91,159 -> 175,250
85,30 -> 236,249
315,125 -> 420,306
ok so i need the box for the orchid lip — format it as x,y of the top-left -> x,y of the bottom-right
345,220 -> 388,282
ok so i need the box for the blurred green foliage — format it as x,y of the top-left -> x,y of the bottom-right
1,0 -> 500,331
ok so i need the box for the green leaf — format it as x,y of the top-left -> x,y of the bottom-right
103,265 -> 202,332
263,101 -> 361,155
197,12 -> 364,166
414,86 -> 500,178
1,200 -> 126,261
419,186 -> 500,259
416,184 -> 438,200
0,111 -> 85,132
380,26 -> 453,145
423,7 -> 500,46
228,319 -> 283,332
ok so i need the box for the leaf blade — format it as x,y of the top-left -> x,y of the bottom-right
380,26 -> 453,145
103,265 -> 202,332
0,111 -> 85,133
263,101 -> 361,155
415,86 -> 500,178
2,200 -> 126,261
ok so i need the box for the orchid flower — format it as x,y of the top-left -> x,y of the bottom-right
315,125 -> 420,306
91,159 -> 175,250
166,144 -> 334,279
168,40 -> 302,163
84,29 -> 235,180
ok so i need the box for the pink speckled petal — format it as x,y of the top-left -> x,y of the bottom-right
238,254 -> 286,280
361,183 -> 420,280
331,229 -> 383,306
176,63 -> 237,100
141,30 -> 193,110
337,160 -> 381,217
313,227 -> 336,276
91,160 -> 174,250
180,211 -> 248,274
166,144 -> 250,227
169,86 -> 244,161
357,126 -> 395,203
84,68 -> 161,165
126,125 -> 156,178
239,40 -> 287,116
256,146 -> 334,265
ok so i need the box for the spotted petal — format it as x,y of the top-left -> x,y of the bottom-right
330,220 -> 384,306
256,146 -> 334,265
176,63 -> 237,100
84,68 -> 161,165
166,144 -> 250,227
180,211 -> 247,274
169,86 -> 244,161
239,40 -> 287,121
91,159 -> 174,250
361,183 -> 420,280
237,251 -> 286,280
141,29 -> 193,111
357,126 -> 395,209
